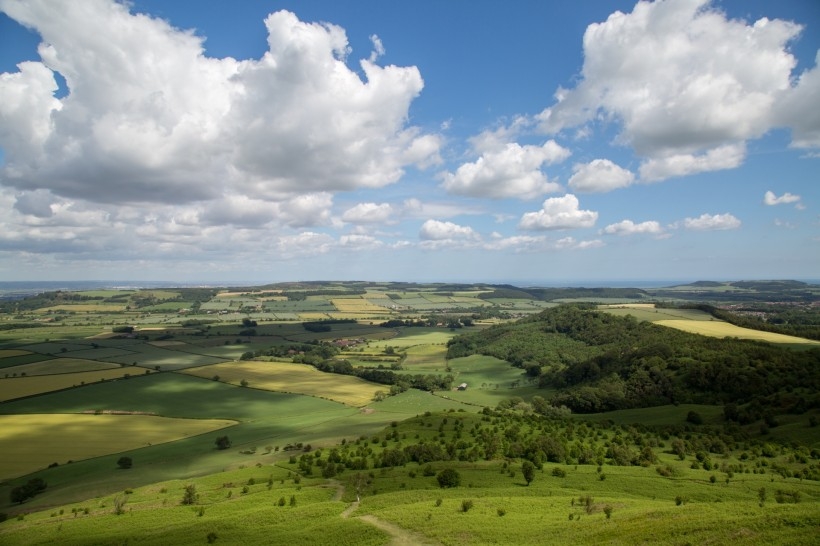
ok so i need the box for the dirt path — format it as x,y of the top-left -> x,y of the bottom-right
334,482 -> 440,545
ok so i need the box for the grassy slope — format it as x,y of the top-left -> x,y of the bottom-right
2,409 -> 818,545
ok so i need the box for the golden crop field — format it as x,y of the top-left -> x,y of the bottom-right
0,349 -> 31,358
181,361 -> 383,407
0,413 -> 236,480
0,368 -> 150,402
331,298 -> 390,313
3,358 -> 120,377
655,319 -> 820,345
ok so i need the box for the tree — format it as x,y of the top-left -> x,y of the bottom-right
436,468 -> 461,488
9,478 -> 47,504
117,456 -> 133,469
522,460 -> 535,486
215,435 -> 231,450
686,411 -> 703,425
181,484 -> 198,505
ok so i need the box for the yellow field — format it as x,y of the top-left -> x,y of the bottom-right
0,413 -> 236,480
331,298 -> 390,313
655,320 -> 820,345
3,358 -> 121,377
181,361 -> 383,407
298,312 -> 332,321
0,368 -> 151,402
0,349 -> 31,358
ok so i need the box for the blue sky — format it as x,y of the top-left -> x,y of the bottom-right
0,0 -> 818,285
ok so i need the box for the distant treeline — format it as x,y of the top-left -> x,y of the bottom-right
478,285 -> 647,301
447,304 -> 820,416
302,319 -> 357,332
285,290 -> 367,301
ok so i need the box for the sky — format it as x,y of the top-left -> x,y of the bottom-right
0,0 -> 818,286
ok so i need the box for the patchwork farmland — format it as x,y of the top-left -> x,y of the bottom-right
0,280 -> 818,544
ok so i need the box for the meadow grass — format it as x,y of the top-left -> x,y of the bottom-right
578,404 -> 726,427
400,343 -> 448,372
0,413 -> 235,479
181,361 -> 385,407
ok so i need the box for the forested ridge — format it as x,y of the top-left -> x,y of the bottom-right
447,305 -> 820,416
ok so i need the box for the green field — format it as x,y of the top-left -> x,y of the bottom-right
0,413 -> 236,480
181,361 -> 386,407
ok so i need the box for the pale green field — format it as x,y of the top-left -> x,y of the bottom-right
0,413 -> 236,479
2,358 -> 121,377
401,344 -> 448,372
0,367 -> 153,402
655,319 -> 820,345
181,361 -> 385,407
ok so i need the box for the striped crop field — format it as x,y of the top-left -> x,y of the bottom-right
0,368 -> 152,402
0,413 -> 236,479
181,360 -> 384,407
2,358 -> 121,377
330,298 -> 390,314
654,319 -> 820,345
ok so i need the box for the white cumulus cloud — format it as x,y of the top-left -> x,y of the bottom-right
537,0 -> 812,180
602,219 -> 664,236
763,191 -> 801,206
682,213 -> 741,231
441,140 -> 569,199
518,194 -> 598,230
639,144 -> 746,182
0,0 -> 439,205
419,219 -> 479,241
342,202 -> 396,224
568,159 -> 635,193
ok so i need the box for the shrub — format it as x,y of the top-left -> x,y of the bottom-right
686,411 -> 703,425
497,507 -> 506,517
552,467 -> 567,478
437,468 -> 461,488
207,532 -> 218,544
461,499 -> 474,513
215,436 -> 231,450
435,498 -> 443,507
117,456 -> 133,469
604,505 -> 613,519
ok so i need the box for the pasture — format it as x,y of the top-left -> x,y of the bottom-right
180,360 -> 385,407
0,413 -> 235,480
0,367 -> 152,402
2,357 -> 121,377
